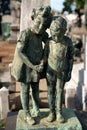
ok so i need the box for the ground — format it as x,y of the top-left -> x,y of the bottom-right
75,110 -> 87,130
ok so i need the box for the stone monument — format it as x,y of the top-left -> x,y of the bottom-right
7,0 -> 21,43
9,1 -> 83,130
14,11 -> 82,130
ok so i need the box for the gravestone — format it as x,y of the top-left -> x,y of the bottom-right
7,0 -> 21,43
65,83 -> 76,109
0,87 -> 9,119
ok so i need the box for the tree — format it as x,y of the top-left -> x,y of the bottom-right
0,0 -> 11,15
62,0 -> 85,14
62,0 -> 85,27
62,0 -> 74,13
75,0 -> 84,9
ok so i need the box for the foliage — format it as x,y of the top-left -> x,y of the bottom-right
62,0 -> 74,13
51,9 -> 56,15
0,0 -> 11,15
0,120 -> 5,128
62,0 -> 85,13
75,0 -> 85,9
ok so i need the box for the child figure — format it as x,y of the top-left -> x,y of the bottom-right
44,16 -> 74,123
11,6 -> 52,125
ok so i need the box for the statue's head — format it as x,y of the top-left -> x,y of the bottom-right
31,6 -> 52,34
50,16 -> 67,42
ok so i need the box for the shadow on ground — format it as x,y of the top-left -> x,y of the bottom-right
75,110 -> 87,130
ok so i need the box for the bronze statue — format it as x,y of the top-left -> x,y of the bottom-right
44,16 -> 74,123
11,6 -> 52,125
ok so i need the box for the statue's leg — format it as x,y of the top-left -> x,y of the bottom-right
31,82 -> 40,117
46,78 -> 56,122
20,82 -> 35,125
56,78 -> 65,123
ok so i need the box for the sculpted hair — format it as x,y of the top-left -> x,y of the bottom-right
31,6 -> 52,28
50,16 -> 67,30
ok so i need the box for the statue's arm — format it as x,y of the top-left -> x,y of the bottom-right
17,31 -> 38,70
17,42 -> 38,70
68,40 -> 74,72
43,40 -> 49,63
66,39 -> 74,82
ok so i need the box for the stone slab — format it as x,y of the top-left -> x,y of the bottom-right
16,108 -> 82,130
5,111 -> 18,130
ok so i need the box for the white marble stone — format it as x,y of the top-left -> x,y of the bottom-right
64,62 -> 86,109
0,87 -> 9,119
65,81 -> 76,108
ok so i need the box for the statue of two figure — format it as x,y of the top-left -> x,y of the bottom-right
11,6 -> 74,125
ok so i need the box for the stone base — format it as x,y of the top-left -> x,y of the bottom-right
5,111 -> 18,130
16,108 -> 82,130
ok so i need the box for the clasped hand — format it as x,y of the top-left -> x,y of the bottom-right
34,60 -> 44,72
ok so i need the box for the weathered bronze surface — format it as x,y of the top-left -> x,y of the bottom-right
16,108 -> 82,130
44,16 -> 74,123
11,6 -> 75,127
11,6 -> 52,125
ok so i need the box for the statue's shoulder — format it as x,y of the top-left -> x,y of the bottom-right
17,28 -> 31,42
21,28 -> 31,36
64,35 -> 72,46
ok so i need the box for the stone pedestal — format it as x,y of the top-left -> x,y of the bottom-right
5,111 -> 18,130
16,108 -> 82,130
